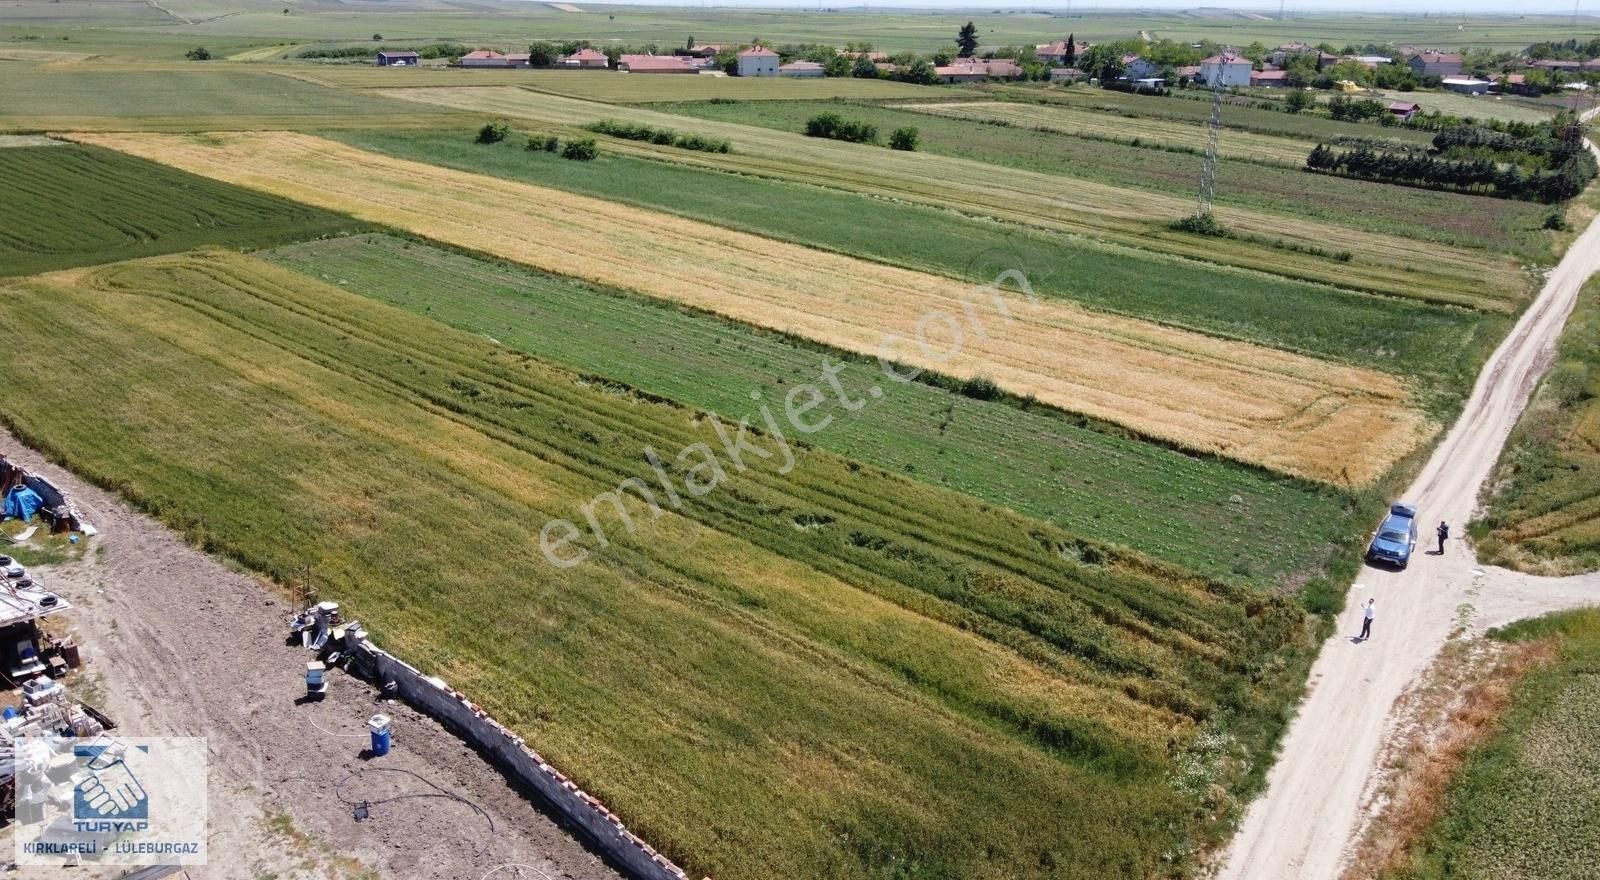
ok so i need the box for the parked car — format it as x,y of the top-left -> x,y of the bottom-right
1366,502 -> 1419,568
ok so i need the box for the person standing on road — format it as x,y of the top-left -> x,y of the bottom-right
1359,598 -> 1376,641
1437,520 -> 1449,555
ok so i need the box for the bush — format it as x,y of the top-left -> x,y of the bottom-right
1170,212 -> 1231,237
804,112 -> 877,144
561,138 -> 598,161
475,122 -> 510,144
583,120 -> 731,153
526,135 -> 560,152
1546,212 -> 1571,231
959,376 -> 1001,401
888,127 -> 920,151
185,47 -> 212,61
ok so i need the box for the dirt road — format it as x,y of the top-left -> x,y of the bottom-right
0,428 -> 620,880
1218,177 -> 1600,878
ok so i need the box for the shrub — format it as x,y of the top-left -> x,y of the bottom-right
959,376 -> 1001,401
804,112 -> 877,144
888,127 -> 920,151
475,122 -> 510,144
185,47 -> 212,61
1545,212 -> 1571,231
1170,212 -> 1230,237
526,135 -> 560,152
561,138 -> 598,161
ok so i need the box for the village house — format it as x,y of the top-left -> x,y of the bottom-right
1119,55 -> 1158,80
686,44 -> 723,58
1035,40 -> 1091,65
1049,67 -> 1084,82
618,54 -> 700,74
460,49 -> 513,68
1198,52 -> 1252,87
1387,100 -> 1420,122
779,60 -> 825,77
1249,68 -> 1288,88
934,59 -> 1022,83
560,47 -> 609,69
1531,59 -> 1582,72
1409,50 -> 1463,78
737,45 -> 779,77
375,50 -> 419,67
1270,41 -> 1313,66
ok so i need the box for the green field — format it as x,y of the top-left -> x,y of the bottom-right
662,97 -> 1546,255
987,84 -> 1442,147
0,144 -> 361,276
380,87 -> 1528,309
0,249 -> 1317,879
266,233 -> 1361,583
0,66 -> 470,131
1473,279 -> 1600,575
1383,609 -> 1600,880
331,128 -> 1502,414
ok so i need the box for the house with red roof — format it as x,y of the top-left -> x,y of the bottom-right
1387,100 -> 1420,121
1035,40 -> 1090,65
460,49 -> 513,69
737,46 -> 779,77
618,54 -> 700,74
1249,68 -> 1288,87
1409,51 -> 1462,78
1199,52 -> 1252,87
561,47 -> 609,69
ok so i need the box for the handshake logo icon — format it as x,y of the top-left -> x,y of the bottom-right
73,740 -> 151,826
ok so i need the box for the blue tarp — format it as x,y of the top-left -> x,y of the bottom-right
3,485 -> 44,521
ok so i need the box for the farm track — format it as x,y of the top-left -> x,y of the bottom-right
1218,144 -> 1600,879
75,129 -> 1433,486
375,86 -> 1525,309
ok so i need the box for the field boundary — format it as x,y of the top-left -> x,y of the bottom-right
345,629 -> 688,880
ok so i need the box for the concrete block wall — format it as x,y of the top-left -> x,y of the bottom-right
345,632 -> 689,880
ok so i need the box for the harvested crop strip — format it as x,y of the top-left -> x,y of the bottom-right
77,130 -> 1434,485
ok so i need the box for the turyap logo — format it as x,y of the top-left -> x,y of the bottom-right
73,740 -> 150,827
16,735 -> 207,866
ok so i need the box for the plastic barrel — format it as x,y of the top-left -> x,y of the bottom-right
368,714 -> 392,757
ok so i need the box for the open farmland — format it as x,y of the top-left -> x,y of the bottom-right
279,66 -> 945,101
0,65 -> 471,131
1382,609 -> 1600,880
985,84 -> 1442,147
0,143 -> 361,276
888,100 -> 1321,166
80,129 -> 1433,485
1474,279 -> 1600,575
0,250 -> 1320,879
333,129 -> 1504,409
378,87 -> 1527,309
267,233 -> 1360,582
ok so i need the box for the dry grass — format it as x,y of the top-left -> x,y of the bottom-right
76,130 -> 1433,485
1342,636 -> 1556,880
888,100 -> 1321,166
373,86 -> 1527,310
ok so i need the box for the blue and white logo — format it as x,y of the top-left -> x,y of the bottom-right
73,740 -> 150,824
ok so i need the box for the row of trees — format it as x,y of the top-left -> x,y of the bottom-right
1307,116 -> 1597,203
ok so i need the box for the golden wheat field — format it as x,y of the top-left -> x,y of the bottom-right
75,130 -> 1433,484
888,100 -> 1320,166
374,86 -> 1525,310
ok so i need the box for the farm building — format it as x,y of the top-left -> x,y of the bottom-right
686,44 -> 722,58
561,48 -> 609,69
375,51 -> 419,67
1409,51 -> 1463,78
618,54 -> 700,74
1198,53 -> 1252,87
1441,77 -> 1491,94
779,60 -> 825,77
1119,55 -> 1158,80
1050,67 -> 1084,81
1250,69 -> 1288,87
1270,41 -> 1313,65
1387,100 -> 1420,121
1531,59 -> 1582,72
1175,64 -> 1201,79
460,49 -> 512,68
737,46 -> 780,77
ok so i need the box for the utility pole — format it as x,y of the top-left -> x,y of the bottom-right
1196,84 -> 1223,218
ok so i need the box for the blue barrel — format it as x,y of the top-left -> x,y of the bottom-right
368,714 -> 392,757
2,706 -> 16,721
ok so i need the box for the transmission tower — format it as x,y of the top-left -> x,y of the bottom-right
1195,85 -> 1224,218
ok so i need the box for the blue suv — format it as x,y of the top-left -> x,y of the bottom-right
1366,502 -> 1419,569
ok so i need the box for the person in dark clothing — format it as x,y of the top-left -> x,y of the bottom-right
1436,520 -> 1449,555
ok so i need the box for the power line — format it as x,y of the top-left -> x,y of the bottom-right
1196,84 -> 1223,218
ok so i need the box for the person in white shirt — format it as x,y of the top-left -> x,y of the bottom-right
1359,597 -> 1376,641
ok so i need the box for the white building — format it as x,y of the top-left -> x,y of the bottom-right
1198,52 -> 1252,87
736,46 -> 779,77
